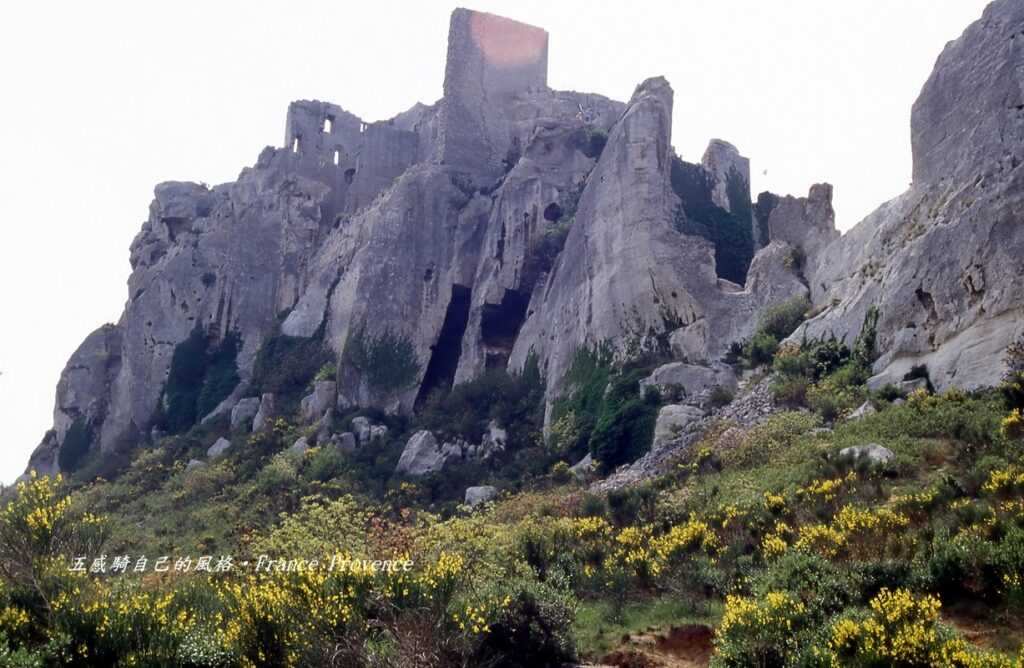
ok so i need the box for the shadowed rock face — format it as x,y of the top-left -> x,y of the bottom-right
26,1 -> 1024,475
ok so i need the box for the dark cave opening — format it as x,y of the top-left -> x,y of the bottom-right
415,284 -> 472,409
480,288 -> 529,369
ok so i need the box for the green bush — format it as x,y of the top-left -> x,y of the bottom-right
163,328 -> 210,433
521,219 -> 573,293
302,445 -> 346,483
710,590 -> 810,668
550,346 -> 615,459
758,295 -> 811,342
806,374 -> 866,422
771,375 -> 810,407
470,574 -> 578,668
926,526 -> 1024,603
746,331 -> 780,367
253,330 -> 330,400
589,375 -> 661,472
721,411 -> 820,469
419,356 -> 543,448
751,551 -> 861,621
162,329 -> 241,433
196,332 -> 241,419
344,326 -> 420,393
1002,335 -> 1024,410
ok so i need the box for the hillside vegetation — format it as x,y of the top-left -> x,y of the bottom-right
2,332 -> 1024,667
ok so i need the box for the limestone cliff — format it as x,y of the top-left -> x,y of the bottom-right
25,2 -> 1024,476
796,0 -> 1024,391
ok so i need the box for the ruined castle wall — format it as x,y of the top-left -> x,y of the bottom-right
438,9 -> 549,177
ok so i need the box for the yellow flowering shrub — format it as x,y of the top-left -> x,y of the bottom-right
982,464 -> 1024,496
1001,409 -> 1023,440
825,588 -> 1018,667
712,591 -> 808,666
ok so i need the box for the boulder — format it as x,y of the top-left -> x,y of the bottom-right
396,430 -> 461,476
185,459 -> 206,472
333,431 -> 357,454
848,401 -> 876,421
639,362 -> 737,403
206,437 -> 231,459
231,398 -> 261,431
839,443 -> 895,465
289,437 -> 310,455
653,405 -> 705,449
252,394 -> 277,433
313,409 -> 334,445
369,425 -> 389,443
351,417 -> 372,444
300,381 -> 337,424
569,453 -> 594,478
464,485 -> 498,507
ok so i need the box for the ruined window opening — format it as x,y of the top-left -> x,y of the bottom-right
323,116 -> 333,133
359,122 -> 367,133
344,168 -> 356,185
333,149 -> 340,166
291,136 -> 300,154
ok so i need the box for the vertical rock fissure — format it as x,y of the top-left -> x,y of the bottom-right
480,288 -> 530,369
415,284 -> 472,408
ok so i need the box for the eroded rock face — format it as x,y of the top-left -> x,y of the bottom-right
28,3 -> 1024,476
510,78 -> 806,403
754,183 -> 838,276
797,0 -> 1024,391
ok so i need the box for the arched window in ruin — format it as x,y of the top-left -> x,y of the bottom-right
323,116 -> 333,133
333,149 -> 341,166
291,136 -> 301,154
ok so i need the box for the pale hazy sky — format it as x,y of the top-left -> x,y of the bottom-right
0,1 -> 990,483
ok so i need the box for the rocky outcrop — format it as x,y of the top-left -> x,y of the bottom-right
838,443 -> 894,465
639,362 -> 737,404
795,0 -> 1024,391
300,381 -> 336,424
230,398 -> 260,431
509,78 -> 806,404
652,405 -> 705,450
754,183 -> 838,274
464,485 -> 498,507
332,432 -> 357,454
289,437 -> 310,455
251,394 -> 277,433
27,2 -> 1024,477
206,437 -> 231,458
26,324 -> 121,476
395,430 -> 460,476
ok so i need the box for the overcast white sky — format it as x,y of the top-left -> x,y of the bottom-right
0,1 -> 989,484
